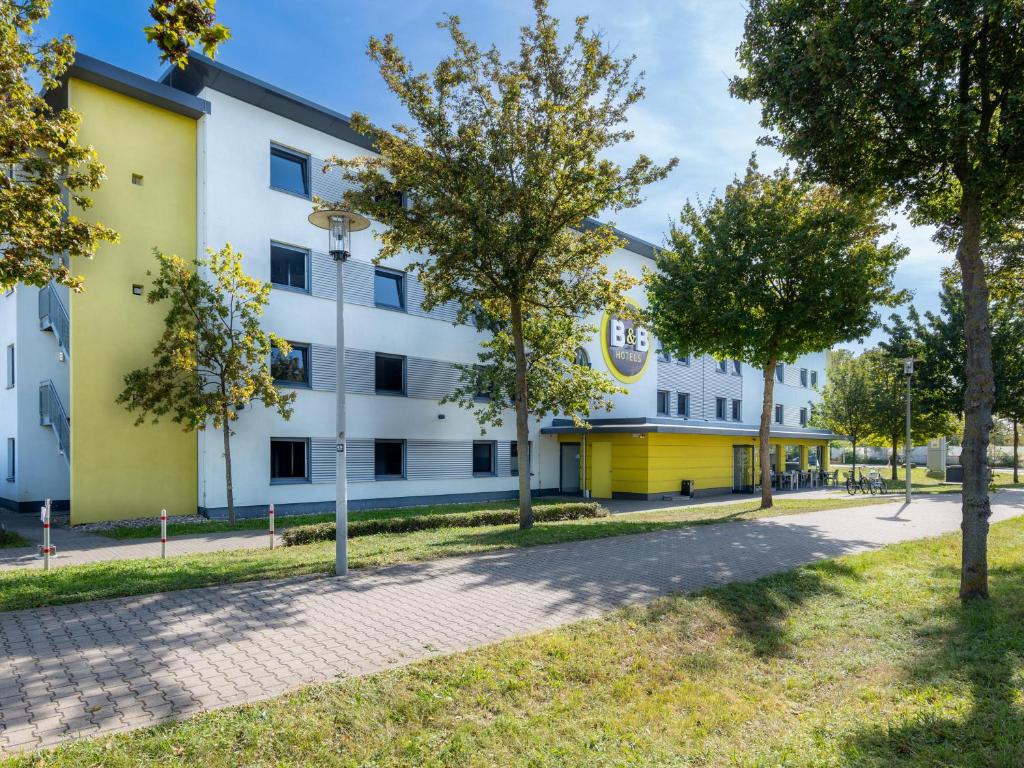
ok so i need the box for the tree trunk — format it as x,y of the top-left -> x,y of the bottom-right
891,436 -> 899,482
851,440 -> 857,476
759,361 -> 777,509
1014,417 -> 1019,485
222,412 -> 236,526
957,186 -> 995,601
510,298 -> 533,529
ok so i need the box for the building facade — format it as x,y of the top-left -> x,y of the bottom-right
0,53 -> 833,523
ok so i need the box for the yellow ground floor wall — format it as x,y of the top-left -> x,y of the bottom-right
561,433 -> 830,499
67,78 -> 198,523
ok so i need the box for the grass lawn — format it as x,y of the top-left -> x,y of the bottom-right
0,496 -> 890,612
832,464 -> 1023,495
0,529 -> 29,549
8,516 -> 1024,766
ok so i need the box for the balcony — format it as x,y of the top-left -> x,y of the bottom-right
38,284 -> 70,358
39,380 -> 70,462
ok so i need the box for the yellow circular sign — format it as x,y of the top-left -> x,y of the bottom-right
600,300 -> 651,384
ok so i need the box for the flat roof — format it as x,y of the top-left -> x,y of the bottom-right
46,53 -> 210,119
541,417 -> 837,440
160,52 -> 660,260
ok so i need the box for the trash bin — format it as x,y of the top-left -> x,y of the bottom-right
946,465 -> 963,483
681,480 -> 694,498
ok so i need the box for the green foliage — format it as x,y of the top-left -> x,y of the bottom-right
809,350 -> 873,452
281,502 -> 608,545
0,0 -> 118,292
326,0 -> 675,524
145,0 -> 230,68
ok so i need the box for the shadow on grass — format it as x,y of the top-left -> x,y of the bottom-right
841,563 -> 1024,766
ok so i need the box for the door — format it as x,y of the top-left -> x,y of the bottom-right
559,443 -> 581,494
733,445 -> 754,492
591,442 -> 612,499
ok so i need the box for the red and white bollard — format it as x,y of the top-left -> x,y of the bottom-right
41,498 -> 52,571
160,509 -> 167,559
268,504 -> 275,550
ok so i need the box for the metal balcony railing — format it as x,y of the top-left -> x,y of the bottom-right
38,283 -> 70,358
39,380 -> 70,462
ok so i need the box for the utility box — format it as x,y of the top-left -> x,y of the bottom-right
946,465 -> 963,483
681,480 -> 695,497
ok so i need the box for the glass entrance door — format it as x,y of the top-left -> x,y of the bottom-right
733,445 -> 754,492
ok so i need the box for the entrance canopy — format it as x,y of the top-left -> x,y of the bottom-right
540,417 -> 837,441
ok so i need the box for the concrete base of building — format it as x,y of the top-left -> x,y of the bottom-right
199,488 -> 562,520
609,486 -> 734,501
0,497 -> 71,514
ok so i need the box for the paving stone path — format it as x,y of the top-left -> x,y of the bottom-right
1,492 -> 1021,755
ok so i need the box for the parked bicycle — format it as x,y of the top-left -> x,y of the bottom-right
845,469 -> 889,495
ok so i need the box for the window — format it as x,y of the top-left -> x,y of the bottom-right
716,397 -> 727,420
270,439 -> 308,482
375,440 -> 405,479
732,399 -> 742,421
374,269 -> 405,310
472,441 -> 496,475
574,347 -> 590,368
511,440 -> 531,476
800,368 -> 809,387
131,173 -> 144,186
6,438 -> 14,481
270,145 -> 309,197
271,343 -> 309,386
733,360 -> 742,376
775,404 -> 784,424
657,390 -> 669,415
677,392 -> 690,417
810,370 -> 819,389
785,445 -> 801,471
270,243 -> 308,291
375,353 -> 406,395
775,364 -> 785,384
657,348 -> 672,363
800,407 -> 809,426
680,354 -> 691,366
718,359 -> 728,373
5,344 -> 13,388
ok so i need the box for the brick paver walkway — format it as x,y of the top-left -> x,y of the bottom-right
1,492 -> 1021,755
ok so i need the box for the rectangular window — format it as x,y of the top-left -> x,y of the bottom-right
472,441 -> 496,475
733,360 -> 742,376
810,370 -> 819,388
657,389 -> 669,415
270,145 -> 309,197
719,359 -> 728,373
374,269 -> 405,310
800,368 -> 809,387
5,438 -> 13,481
716,397 -> 727,420
374,353 -> 406,395
775,404 -> 784,424
800,407 -> 809,426
270,439 -> 308,482
732,399 -> 742,421
472,364 -> 493,401
271,343 -> 310,386
677,392 -> 690,417
657,348 -> 671,363
270,242 -> 308,291
5,344 -> 12,388
775,364 -> 785,384
511,440 -> 531,476
374,439 -> 405,479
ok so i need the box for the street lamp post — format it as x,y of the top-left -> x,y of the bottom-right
903,357 -> 914,504
308,207 -> 370,576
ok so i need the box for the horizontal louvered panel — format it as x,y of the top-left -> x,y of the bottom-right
343,348 -> 375,395
405,440 -> 473,481
407,356 -> 462,400
310,438 -> 336,483
342,258 -> 375,307
407,274 -> 461,324
311,344 -> 336,391
310,250 -> 337,301
346,438 -> 375,483
310,156 -> 362,205
496,441 -> 512,476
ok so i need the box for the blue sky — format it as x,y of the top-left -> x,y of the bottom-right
37,0 -> 951,347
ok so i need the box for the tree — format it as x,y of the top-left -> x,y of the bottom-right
328,0 -> 676,528
145,0 -> 230,68
809,350 -> 873,476
117,245 -> 294,524
733,0 -> 1024,599
991,266 -> 1024,482
647,161 -> 906,509
1,0 -> 117,292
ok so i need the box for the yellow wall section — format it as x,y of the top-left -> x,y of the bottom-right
68,79 -> 198,523
565,433 -> 829,497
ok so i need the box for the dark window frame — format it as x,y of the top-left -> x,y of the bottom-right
733,360 -> 742,376
269,241 -> 311,293
732,399 -> 742,421
775,404 -> 784,424
269,144 -> 311,198
716,397 -> 727,420
374,352 -> 407,396
510,440 -> 531,477
677,392 -> 690,417
472,440 -> 497,476
656,389 -> 669,416
718,359 -> 729,374
269,438 -> 310,484
574,347 -> 590,368
271,342 -> 311,388
374,439 -> 406,480
5,437 -> 14,481
5,344 -> 12,388
374,268 -> 407,311
776,364 -> 785,384
800,368 -> 809,387
800,407 -> 809,426
810,370 -> 819,389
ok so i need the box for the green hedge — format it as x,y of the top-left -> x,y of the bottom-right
281,502 -> 608,546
